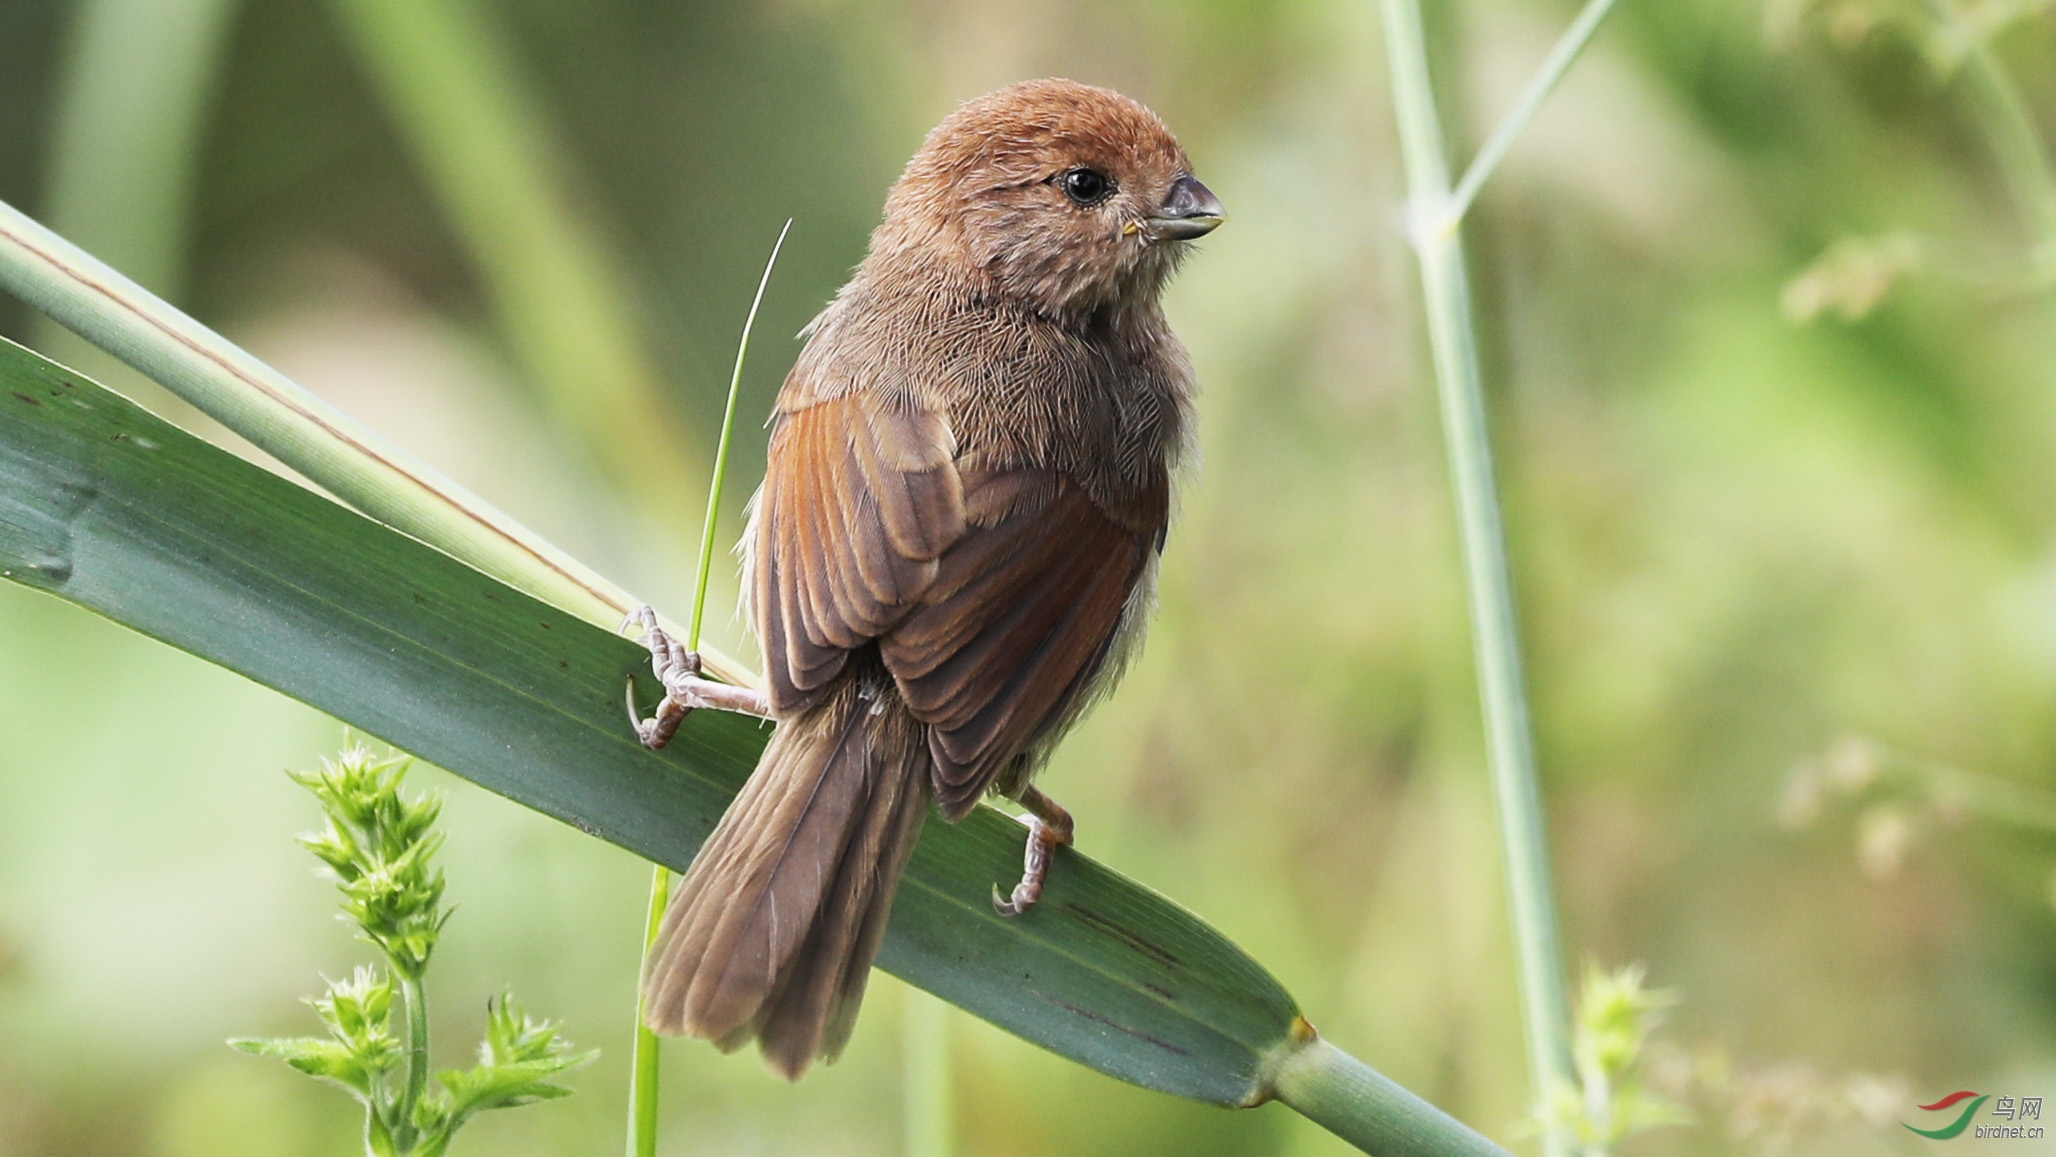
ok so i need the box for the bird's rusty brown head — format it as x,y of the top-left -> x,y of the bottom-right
876,78 -> 1224,315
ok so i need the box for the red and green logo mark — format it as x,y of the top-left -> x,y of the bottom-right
1905,1091 -> 2045,1140
1905,1092 -> 1990,1139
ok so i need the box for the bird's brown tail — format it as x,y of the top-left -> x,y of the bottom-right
640,669 -> 929,1079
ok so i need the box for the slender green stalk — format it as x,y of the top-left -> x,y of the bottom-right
627,865 -> 667,1157
1444,0 -> 1623,227
0,197 -> 752,685
689,219 -> 791,646
624,219 -> 790,1157
903,991 -> 953,1157
1377,2 -> 1585,1153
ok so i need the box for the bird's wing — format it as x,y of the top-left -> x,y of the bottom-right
881,466 -> 1162,818
755,395 -> 1162,818
753,394 -> 966,713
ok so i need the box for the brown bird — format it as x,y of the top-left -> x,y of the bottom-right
626,77 -> 1223,1079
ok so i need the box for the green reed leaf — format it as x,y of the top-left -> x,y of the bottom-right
0,335 -> 1505,1156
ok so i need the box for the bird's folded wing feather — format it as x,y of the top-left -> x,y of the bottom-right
883,469 -> 1153,817
754,395 -> 1159,817
754,395 -> 965,712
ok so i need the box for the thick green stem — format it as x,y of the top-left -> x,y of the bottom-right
1378,1 -> 1576,1152
1271,1035 -> 1512,1157
398,971 -> 431,1151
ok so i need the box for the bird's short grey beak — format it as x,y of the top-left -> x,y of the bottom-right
1147,175 -> 1224,241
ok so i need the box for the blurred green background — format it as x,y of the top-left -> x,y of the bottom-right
3,0 -> 2055,1153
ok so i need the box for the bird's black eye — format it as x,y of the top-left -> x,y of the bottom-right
1059,167 -> 1114,206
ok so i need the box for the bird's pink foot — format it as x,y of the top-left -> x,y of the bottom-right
993,786 -> 1074,916
621,605 -> 770,749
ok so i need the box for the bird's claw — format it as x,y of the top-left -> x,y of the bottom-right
992,791 -> 1074,917
621,604 -> 698,750
620,605 -> 774,749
